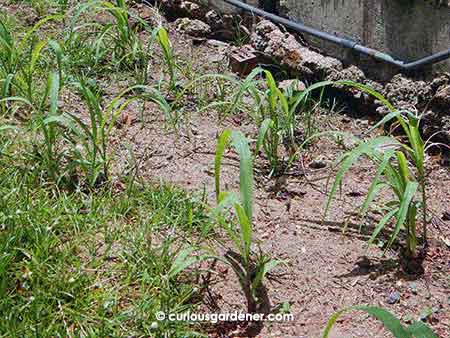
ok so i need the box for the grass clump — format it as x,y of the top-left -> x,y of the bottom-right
0,147 -> 212,336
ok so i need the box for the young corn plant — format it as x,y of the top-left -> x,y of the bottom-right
213,129 -> 281,313
279,79 -> 430,267
320,83 -> 430,269
0,15 -> 63,111
13,71 -> 74,186
323,306 -> 438,338
65,0 -> 151,81
156,26 -> 178,93
252,71 -> 312,176
64,82 -> 172,187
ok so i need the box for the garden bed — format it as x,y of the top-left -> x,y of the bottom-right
0,1 -> 449,337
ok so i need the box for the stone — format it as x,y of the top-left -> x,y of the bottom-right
327,65 -> 366,82
278,79 -> 306,92
251,20 -> 342,78
409,282 -> 418,294
205,10 -> 223,30
160,0 -> 206,19
309,158 -> 327,169
175,18 -> 211,37
434,84 -> 450,106
387,291 -> 401,304
383,74 -> 433,110
443,211 -> 450,221
207,39 -> 229,48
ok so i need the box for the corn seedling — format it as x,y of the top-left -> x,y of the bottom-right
275,79 -> 430,266
251,71 -> 315,176
64,0 -> 151,81
63,82 -> 172,186
213,129 -> 282,313
14,71 -> 75,186
0,16 -> 63,110
317,82 -> 430,267
156,26 -> 178,92
323,306 -> 438,338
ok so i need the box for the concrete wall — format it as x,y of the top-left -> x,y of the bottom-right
208,0 -> 259,13
280,0 -> 450,76
211,0 -> 450,78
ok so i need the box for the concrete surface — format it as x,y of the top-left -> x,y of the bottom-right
210,0 -> 450,79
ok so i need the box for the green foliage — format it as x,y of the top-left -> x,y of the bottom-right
156,26 -> 177,92
0,15 -> 63,111
323,306 -> 438,338
321,83 -> 429,261
0,144 -> 211,336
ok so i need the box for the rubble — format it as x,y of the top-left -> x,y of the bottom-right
155,1 -> 450,145
175,18 -> 211,37
251,20 -> 342,77
229,45 -> 259,76
160,0 -> 206,19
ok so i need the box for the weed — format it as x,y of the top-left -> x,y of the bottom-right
0,145 -> 211,336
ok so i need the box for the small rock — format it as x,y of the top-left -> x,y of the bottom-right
278,79 -> 306,92
175,18 -> 211,37
419,307 -> 433,321
309,158 -> 327,169
387,291 -> 401,304
208,54 -> 225,63
347,189 -> 363,197
434,84 -> 450,106
409,282 -> 418,294
205,10 -> 223,29
442,211 -> 450,221
207,39 -> 229,48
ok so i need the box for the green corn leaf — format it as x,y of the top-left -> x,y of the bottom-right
214,129 -> 232,202
48,40 -> 64,85
234,203 -> 252,263
365,110 -> 409,138
406,321 -> 439,338
323,306 -> 413,338
396,151 -> 411,188
48,72 -> 60,116
386,181 -> 419,250
264,70 -> 279,111
251,258 -> 283,291
367,207 -> 399,247
360,150 -> 395,218
230,130 -> 253,222
325,136 -> 397,217
255,118 -> 274,157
